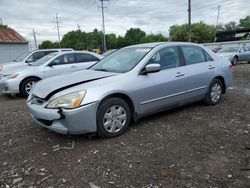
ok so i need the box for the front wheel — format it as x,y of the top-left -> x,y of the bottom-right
96,97 -> 131,138
204,79 -> 223,105
20,78 -> 39,97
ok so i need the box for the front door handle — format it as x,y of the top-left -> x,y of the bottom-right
208,65 -> 215,69
176,72 -> 185,77
71,65 -> 77,68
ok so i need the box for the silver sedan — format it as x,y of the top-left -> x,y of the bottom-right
217,44 -> 250,65
27,42 -> 233,137
0,51 -> 103,97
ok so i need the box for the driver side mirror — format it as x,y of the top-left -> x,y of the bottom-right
142,64 -> 161,74
25,59 -> 33,63
48,62 -> 57,67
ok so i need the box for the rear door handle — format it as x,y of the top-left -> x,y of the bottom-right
71,65 -> 77,68
176,72 -> 185,77
208,65 -> 215,69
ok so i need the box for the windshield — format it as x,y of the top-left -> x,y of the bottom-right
91,47 -> 151,73
218,46 -> 239,53
29,53 -> 58,66
14,52 -> 31,62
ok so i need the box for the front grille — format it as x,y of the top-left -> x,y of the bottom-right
36,118 -> 53,126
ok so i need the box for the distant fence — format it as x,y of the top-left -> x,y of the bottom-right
202,40 -> 250,50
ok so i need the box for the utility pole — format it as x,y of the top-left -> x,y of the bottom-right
32,29 -> 38,50
53,13 -> 62,48
214,5 -> 221,42
188,0 -> 191,42
77,24 -> 85,50
98,0 -> 109,52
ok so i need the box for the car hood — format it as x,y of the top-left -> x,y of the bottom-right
0,62 -> 28,73
1,65 -> 35,75
217,52 -> 234,57
32,69 -> 119,99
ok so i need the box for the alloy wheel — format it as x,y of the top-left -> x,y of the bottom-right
25,81 -> 36,94
211,83 -> 222,103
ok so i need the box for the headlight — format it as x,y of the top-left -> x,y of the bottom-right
2,73 -> 19,80
46,90 -> 86,109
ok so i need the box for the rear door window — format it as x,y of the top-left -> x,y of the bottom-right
51,54 -> 75,65
75,53 -> 100,63
181,46 -> 207,65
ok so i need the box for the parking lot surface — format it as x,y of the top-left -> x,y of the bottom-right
0,65 -> 250,188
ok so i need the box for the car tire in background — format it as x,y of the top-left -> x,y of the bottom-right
20,77 -> 40,97
97,97 -> 131,138
232,56 -> 238,65
204,79 -> 223,106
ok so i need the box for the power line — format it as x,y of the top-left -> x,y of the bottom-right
98,0 -> 109,52
52,13 -> 62,48
188,0 -> 191,42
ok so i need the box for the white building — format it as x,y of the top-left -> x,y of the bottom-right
0,27 -> 29,64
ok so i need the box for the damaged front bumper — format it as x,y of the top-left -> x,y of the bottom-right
27,100 -> 99,135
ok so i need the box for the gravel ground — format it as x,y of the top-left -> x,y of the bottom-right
0,64 -> 250,188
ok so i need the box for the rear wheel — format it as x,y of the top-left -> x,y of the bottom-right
20,77 -> 39,97
97,97 -> 131,138
204,79 -> 223,105
232,56 -> 238,65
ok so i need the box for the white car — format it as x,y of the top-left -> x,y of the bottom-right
0,48 -> 73,72
0,51 -> 103,97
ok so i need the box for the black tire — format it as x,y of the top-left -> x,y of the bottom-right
96,97 -> 131,138
20,77 -> 39,97
204,79 -> 223,106
247,61 -> 250,64
231,56 -> 238,65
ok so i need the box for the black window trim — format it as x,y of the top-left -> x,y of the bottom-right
202,49 -> 214,62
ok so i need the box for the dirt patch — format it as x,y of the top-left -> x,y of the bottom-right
0,64 -> 250,188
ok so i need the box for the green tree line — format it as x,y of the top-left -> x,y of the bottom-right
39,15 -> 250,50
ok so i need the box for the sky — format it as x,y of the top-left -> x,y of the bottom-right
0,0 -> 249,48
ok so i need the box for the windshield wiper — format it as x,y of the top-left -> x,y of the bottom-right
93,68 -> 110,72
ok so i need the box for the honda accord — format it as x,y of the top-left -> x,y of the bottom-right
27,42 -> 233,137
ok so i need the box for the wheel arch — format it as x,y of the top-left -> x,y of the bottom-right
98,92 -> 138,121
19,76 -> 41,91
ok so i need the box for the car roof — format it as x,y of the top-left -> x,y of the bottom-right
50,50 -> 103,59
125,42 -> 202,49
33,48 -> 73,52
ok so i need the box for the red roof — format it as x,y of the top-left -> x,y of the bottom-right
0,28 -> 28,44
